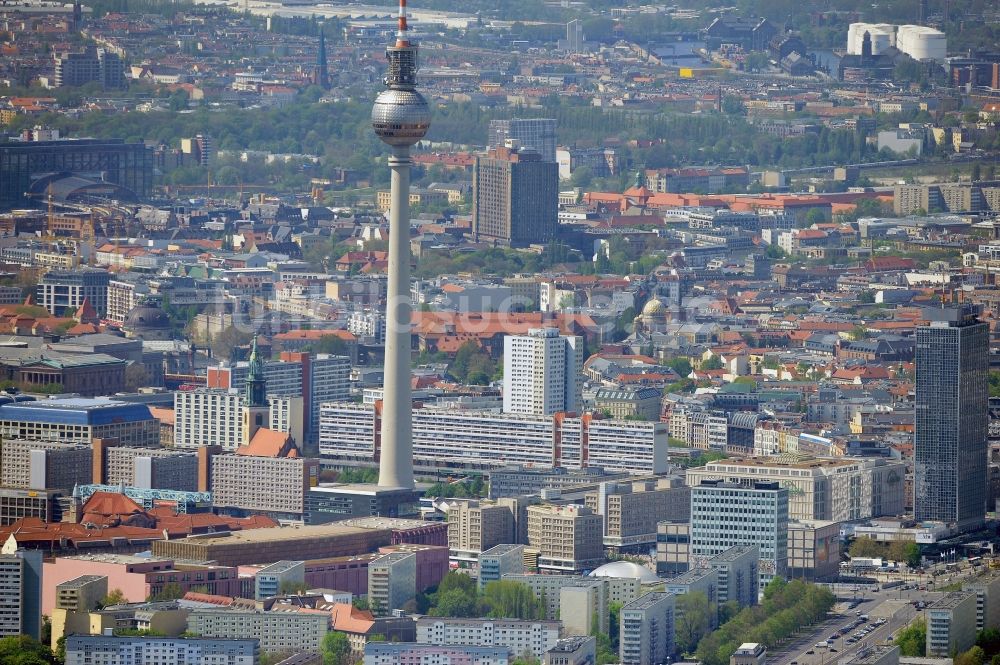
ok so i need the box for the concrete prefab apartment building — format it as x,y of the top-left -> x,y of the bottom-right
64,635 -> 259,665
365,643 -> 511,665
526,503 -> 604,572
503,328 -> 583,416
186,609 -> 328,654
619,592 -> 675,665
926,591 -> 977,657
417,617 -> 561,658
319,404 -> 668,475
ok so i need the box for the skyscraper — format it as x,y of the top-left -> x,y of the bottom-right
488,118 -> 557,162
472,145 -> 558,247
371,0 -> 430,489
503,328 -> 582,415
914,305 -> 989,531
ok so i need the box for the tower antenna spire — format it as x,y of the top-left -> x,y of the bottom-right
396,0 -> 409,45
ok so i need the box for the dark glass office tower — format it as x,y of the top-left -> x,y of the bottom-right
914,305 -> 989,532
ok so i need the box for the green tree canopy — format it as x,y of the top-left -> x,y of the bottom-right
480,581 -> 545,620
0,636 -> 57,665
676,591 -> 714,655
895,618 -> 926,657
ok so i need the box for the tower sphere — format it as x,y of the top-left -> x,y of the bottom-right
372,88 -> 431,147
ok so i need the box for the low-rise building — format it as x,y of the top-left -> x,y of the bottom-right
416,618 -> 561,658
731,643 -> 767,665
544,636 -> 596,665
64,635 -> 259,665
186,609 -> 329,654
365,643 -> 510,665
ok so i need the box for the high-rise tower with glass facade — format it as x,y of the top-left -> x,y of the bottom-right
914,304 -> 989,532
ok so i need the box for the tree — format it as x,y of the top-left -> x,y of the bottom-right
280,579 -> 310,595
676,591 -> 713,655
701,356 -> 724,370
480,581 -> 544,620
667,357 -> 692,378
431,588 -> 479,617
722,96 -> 746,116
888,541 -> 921,568
209,325 -> 253,361
976,629 -> 1000,656
100,588 -> 128,608
148,582 -> 185,602
957,646 -> 987,665
895,618 -> 926,657
305,334 -> 349,356
848,537 -> 885,559
0,636 -> 57,665
322,631 -> 352,665
124,363 -> 151,392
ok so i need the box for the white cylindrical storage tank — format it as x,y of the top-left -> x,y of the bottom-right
868,27 -> 892,55
897,25 -> 946,60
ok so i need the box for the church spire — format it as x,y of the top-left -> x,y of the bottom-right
245,335 -> 267,407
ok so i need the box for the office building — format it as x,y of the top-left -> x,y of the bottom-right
585,478 -> 690,550
270,396 -> 305,446
503,328 -> 583,416
619,592 -> 674,665
478,544 -> 525,589
0,139 -> 152,209
526,504 -> 604,573
964,575 -> 1000,632
731,643 -> 767,665
0,398 -> 158,447
708,546 -> 759,607
305,484 -> 421,523
915,305 -> 989,532
447,501 -> 515,564
319,404 -> 668,475
417,618 -> 561,658
0,539 -> 43,639
0,439 -> 92,491
37,268 -> 110,317
691,480 -> 787,589
210,451 -> 320,521
255,560 -> 305,600
368,552 -> 416,614
656,521 -> 690,576
103,446 -> 198,491
489,118 -> 557,162
787,520 -> 841,581
473,145 -> 558,247
65,635 -> 259,665
687,457 -> 906,522
174,389 -> 243,450
365,643 -> 510,665
544,636 -> 596,665
187,609 -> 328,653
926,591 -> 977,657
0,487 -> 60,525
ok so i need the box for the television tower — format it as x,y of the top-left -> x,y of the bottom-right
371,0 -> 430,489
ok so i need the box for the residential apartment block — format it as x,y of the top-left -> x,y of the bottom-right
526,504 -> 604,572
503,328 -> 583,416
619,592 -> 675,665
417,618 -> 561,658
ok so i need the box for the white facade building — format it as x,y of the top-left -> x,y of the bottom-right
64,636 -> 258,665
174,389 -> 243,450
318,403 -> 668,475
503,328 -> 583,416
417,618 -> 561,658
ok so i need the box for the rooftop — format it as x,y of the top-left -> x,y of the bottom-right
57,574 -> 107,589
0,398 -> 153,426
929,591 -> 975,611
709,545 -> 758,564
623,591 -> 673,611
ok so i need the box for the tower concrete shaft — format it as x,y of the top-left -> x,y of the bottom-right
371,0 -> 428,489
378,147 -> 414,488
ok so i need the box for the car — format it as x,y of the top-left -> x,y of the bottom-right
830,649 -> 838,653
807,651 -> 815,655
